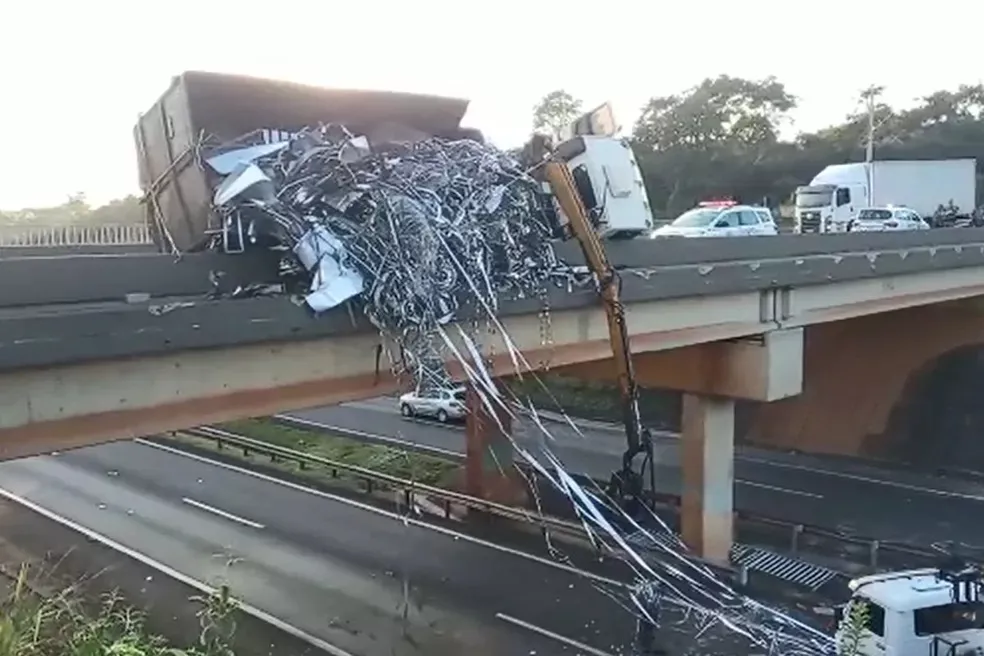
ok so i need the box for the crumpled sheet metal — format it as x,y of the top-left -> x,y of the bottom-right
206,125 -> 835,654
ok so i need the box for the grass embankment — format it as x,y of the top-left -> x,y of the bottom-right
506,373 -> 681,430
0,564 -> 236,656
181,418 -> 459,489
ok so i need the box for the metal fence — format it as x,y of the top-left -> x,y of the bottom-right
0,223 -> 152,247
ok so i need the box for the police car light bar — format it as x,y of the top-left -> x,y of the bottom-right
698,198 -> 737,208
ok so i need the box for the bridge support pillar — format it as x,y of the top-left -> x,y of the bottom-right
464,384 -> 526,505
680,393 -> 735,565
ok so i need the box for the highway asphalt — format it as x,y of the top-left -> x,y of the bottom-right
286,398 -> 984,552
0,438 -> 801,656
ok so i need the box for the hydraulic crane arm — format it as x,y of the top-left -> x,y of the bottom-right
542,160 -> 655,511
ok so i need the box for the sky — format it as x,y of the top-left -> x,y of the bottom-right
2,0 -> 981,210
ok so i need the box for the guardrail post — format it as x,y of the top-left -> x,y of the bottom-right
870,540 -> 880,568
737,564 -> 749,587
791,524 -> 804,553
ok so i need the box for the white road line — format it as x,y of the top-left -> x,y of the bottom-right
737,480 -> 824,499
135,438 -> 626,589
279,416 -> 833,500
0,486 -> 356,656
181,497 -> 265,529
495,612 -> 615,656
311,404 -> 981,501
739,455 -> 984,502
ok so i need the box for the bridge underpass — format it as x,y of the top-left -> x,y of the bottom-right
7,229 -> 984,561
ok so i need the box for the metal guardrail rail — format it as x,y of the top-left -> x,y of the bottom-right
176,426 -> 744,582
0,224 -> 152,247
264,417 -> 945,573
175,425 -> 949,583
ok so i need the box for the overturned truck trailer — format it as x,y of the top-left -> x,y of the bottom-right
134,70 -> 483,253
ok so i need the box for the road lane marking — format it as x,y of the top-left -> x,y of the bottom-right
181,497 -> 265,529
288,413 -> 984,504
135,438 -> 627,589
305,404 -> 984,501
737,480 -> 824,499
0,486 -> 357,656
275,417 -> 831,500
738,456 -> 984,502
495,612 -> 615,656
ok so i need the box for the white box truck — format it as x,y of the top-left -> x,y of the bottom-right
793,159 -> 977,234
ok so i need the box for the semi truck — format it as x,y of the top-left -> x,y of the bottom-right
793,159 -> 977,234
134,71 -> 652,254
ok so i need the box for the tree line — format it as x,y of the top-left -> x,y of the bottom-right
0,193 -> 142,226
532,78 -> 984,218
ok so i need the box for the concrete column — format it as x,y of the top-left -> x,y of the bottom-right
464,384 -> 526,504
680,393 -> 735,565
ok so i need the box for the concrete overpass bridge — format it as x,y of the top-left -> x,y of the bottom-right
6,228 -> 984,561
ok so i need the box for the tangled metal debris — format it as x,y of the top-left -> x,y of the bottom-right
205,124 -> 835,654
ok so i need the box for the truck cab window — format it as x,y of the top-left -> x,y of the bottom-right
571,165 -> 600,225
836,188 -> 851,207
914,601 -> 984,636
839,598 -> 886,637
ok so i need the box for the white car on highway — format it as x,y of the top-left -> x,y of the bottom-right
399,387 -> 467,423
651,200 -> 778,238
848,206 -> 931,232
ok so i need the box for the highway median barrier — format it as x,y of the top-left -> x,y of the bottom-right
162,419 -> 950,596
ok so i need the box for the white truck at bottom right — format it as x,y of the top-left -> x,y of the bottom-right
794,159 -> 977,234
836,563 -> 984,656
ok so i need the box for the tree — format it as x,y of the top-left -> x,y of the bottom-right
632,76 -> 798,215
837,597 -> 871,656
634,75 -> 796,151
532,90 -> 583,140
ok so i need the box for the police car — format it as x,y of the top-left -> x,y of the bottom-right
651,200 -> 778,238
848,206 -> 931,232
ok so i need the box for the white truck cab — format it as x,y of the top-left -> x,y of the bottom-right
795,164 -> 868,234
651,200 -> 778,238
836,567 -> 984,656
550,103 -> 654,240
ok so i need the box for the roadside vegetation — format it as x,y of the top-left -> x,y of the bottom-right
836,597 -> 871,655
200,418 -> 458,487
505,373 -> 681,430
0,563 -> 237,656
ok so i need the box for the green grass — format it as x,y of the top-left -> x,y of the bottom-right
0,564 -> 236,656
207,418 -> 459,488
505,373 -> 681,430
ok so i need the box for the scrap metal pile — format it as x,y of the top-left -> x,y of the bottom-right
206,124 -> 560,389
204,124 -> 834,655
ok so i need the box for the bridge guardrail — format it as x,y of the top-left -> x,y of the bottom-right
173,425 -> 948,579
0,224 -> 152,247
